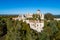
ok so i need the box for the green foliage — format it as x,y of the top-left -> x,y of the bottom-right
0,16 -> 60,40
0,18 -> 7,37
43,20 -> 60,40
33,14 -> 40,20
26,14 -> 41,20
44,13 -> 54,20
57,21 -> 60,30
55,31 -> 60,40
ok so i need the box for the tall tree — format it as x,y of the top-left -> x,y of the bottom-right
44,13 -> 54,20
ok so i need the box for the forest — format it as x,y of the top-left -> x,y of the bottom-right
0,14 -> 60,40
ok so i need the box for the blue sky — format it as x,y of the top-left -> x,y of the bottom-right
0,0 -> 60,15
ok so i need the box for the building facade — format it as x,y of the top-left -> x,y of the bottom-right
12,10 -> 44,32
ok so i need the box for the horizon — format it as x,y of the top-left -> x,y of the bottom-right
0,0 -> 60,15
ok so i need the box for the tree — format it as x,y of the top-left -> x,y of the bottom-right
21,22 -> 32,40
55,31 -> 60,40
33,14 -> 40,20
44,13 -> 54,20
57,21 -> 60,30
0,18 -> 7,37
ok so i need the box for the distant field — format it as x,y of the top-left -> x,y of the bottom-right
54,15 -> 60,18
0,14 -> 60,18
0,14 -> 18,16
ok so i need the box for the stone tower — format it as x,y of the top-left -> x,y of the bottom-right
37,9 -> 41,14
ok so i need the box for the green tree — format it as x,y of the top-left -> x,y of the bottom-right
0,18 -> 7,37
33,14 -> 40,20
44,13 -> 54,20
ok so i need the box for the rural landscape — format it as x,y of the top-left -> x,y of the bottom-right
0,0 -> 60,40
0,11 -> 60,40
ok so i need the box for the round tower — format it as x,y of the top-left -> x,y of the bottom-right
37,9 -> 41,14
